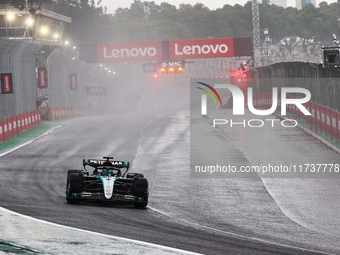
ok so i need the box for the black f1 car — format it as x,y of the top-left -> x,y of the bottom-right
66,157 -> 148,208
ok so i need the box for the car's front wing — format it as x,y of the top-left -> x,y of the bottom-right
68,191 -> 146,203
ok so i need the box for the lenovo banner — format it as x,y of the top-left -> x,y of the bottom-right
70,74 -> 77,90
98,41 -> 164,63
1,73 -> 13,94
38,68 -> 47,88
81,37 -> 251,63
169,38 -> 234,59
169,37 -> 251,59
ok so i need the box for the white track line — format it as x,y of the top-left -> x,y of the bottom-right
0,206 -> 201,255
148,206 -> 334,255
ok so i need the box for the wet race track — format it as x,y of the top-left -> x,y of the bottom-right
0,82 -> 340,255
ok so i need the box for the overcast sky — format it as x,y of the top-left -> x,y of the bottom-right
101,0 -> 337,14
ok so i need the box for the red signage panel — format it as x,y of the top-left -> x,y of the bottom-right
1,73 -> 13,94
320,106 -> 326,130
326,108 -> 331,135
70,74 -> 77,90
31,110 -> 36,127
7,118 -> 12,138
28,112 -> 32,130
24,113 -> 28,130
331,110 -> 337,139
38,68 -> 47,88
98,41 -> 163,62
37,109 -> 41,125
169,38 -> 234,59
17,115 -> 21,133
310,103 -> 316,124
13,116 -> 17,135
3,119 -> 8,140
233,37 -> 252,57
20,114 -> 25,132
0,120 -> 2,141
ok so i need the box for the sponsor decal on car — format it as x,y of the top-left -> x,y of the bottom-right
88,159 -> 123,165
101,177 -> 115,199
82,192 -> 92,197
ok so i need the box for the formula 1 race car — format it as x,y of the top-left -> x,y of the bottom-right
66,157 -> 148,208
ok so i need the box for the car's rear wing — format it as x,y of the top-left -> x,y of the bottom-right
83,159 -> 130,170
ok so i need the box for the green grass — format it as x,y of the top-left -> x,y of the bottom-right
0,119 -> 71,154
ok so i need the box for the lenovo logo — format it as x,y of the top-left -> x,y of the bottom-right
38,68 -> 47,88
174,43 -> 228,56
170,38 -> 234,59
1,73 -> 13,94
4,75 -> 10,92
98,41 -> 163,62
103,47 -> 157,59
70,74 -> 77,90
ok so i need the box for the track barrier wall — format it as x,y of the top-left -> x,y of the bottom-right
46,49 -> 115,117
0,38 -> 100,142
0,38 -> 43,142
247,62 -> 340,142
0,38 -> 110,142
250,91 -> 340,140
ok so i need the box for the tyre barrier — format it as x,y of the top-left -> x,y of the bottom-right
50,107 -> 80,120
0,110 -> 41,142
0,107 -> 80,142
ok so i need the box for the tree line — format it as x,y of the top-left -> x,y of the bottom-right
59,0 -> 338,52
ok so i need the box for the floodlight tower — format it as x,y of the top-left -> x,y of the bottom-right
252,0 -> 261,67
338,0 -> 340,37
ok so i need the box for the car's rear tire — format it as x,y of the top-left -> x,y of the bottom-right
66,170 -> 83,204
133,178 -> 148,209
